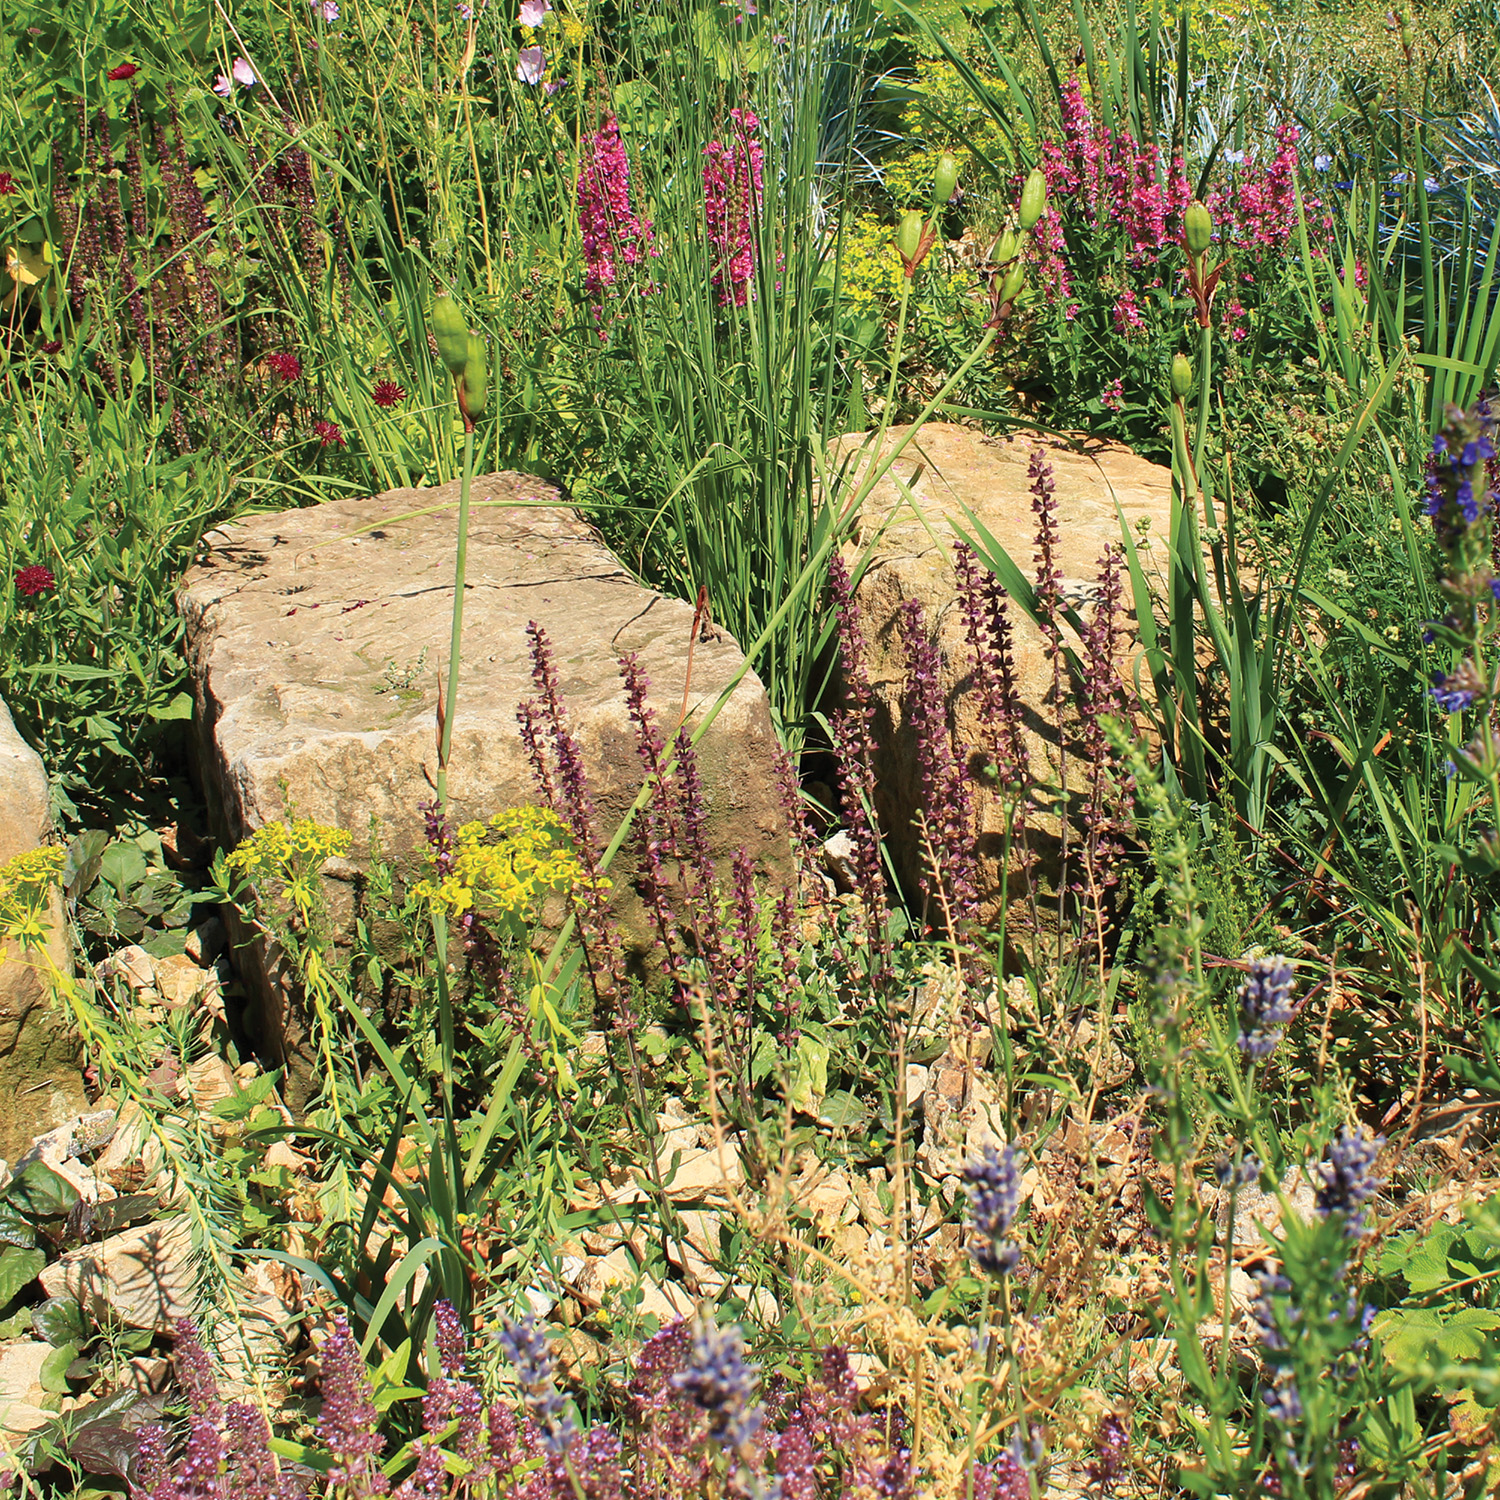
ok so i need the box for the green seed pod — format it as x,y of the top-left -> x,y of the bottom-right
997,262 -> 1024,305
431,296 -> 470,376
896,210 -> 925,263
933,153 -> 960,206
1018,168 -> 1047,232
1184,200 -> 1213,257
990,229 -> 1020,266
1400,20 -> 1413,48
1170,352 -> 1194,398
461,334 -> 487,418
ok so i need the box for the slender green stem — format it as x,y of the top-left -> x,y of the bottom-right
1193,319 -> 1212,478
881,271 -> 915,425
436,423 -> 476,818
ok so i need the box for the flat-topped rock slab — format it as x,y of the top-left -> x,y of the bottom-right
180,473 -> 789,1101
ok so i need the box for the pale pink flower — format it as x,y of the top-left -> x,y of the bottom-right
519,0 -> 550,24
232,56 -> 257,86
516,45 -> 544,83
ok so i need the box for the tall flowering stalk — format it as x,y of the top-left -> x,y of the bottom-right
619,651 -> 688,987
1251,1131 -> 1384,1494
898,596 -> 979,935
954,541 -> 1030,796
702,108 -> 764,307
1421,399 -> 1500,973
517,621 -> 626,1007
577,113 -> 654,317
1075,542 -> 1134,909
828,554 -> 893,982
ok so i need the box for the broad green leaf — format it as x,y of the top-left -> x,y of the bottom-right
788,1034 -> 829,1116
31,1297 -> 86,1347
816,1090 -> 869,1131
39,1341 -> 79,1393
7,1161 -> 79,1218
0,1247 -> 47,1308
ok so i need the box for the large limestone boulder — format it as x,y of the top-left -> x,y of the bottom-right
179,473 -> 790,1104
0,701 -> 86,1159
835,424 -> 1173,932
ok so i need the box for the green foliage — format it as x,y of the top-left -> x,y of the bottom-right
0,381 -> 230,813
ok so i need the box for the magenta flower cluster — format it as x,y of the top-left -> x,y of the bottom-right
1035,73 -> 1311,335
1041,75 -> 1190,266
703,108 -> 765,306
577,114 -> 654,308
1215,122 -> 1303,250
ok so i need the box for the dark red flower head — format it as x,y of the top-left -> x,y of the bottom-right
14,565 -> 56,597
372,379 -> 406,408
0,172 -> 14,196
313,419 -> 345,447
265,351 -> 302,382
107,62 -> 140,80
41,340 -> 61,355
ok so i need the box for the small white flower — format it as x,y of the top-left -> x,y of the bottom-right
1314,154 -> 1332,171
1223,148 -> 1246,166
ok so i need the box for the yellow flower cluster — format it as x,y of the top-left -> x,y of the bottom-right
412,806 -> 603,921
0,846 -> 64,949
227,819 -> 353,880
831,212 -> 908,312
227,821 -> 352,921
0,846 -> 65,898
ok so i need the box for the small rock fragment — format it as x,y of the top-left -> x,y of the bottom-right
183,918 -> 227,966
100,946 -> 156,993
39,1215 -> 196,1332
152,954 -> 210,1009
0,1342 -> 54,1435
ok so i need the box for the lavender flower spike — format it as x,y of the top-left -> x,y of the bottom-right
963,1142 -> 1022,1274
1314,1129 -> 1385,1237
317,1315 -> 388,1494
671,1315 -> 766,1452
498,1314 -> 577,1454
1236,956 -> 1296,1058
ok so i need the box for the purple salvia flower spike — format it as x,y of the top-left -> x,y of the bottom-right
317,1316 -> 389,1494
898,597 -> 979,931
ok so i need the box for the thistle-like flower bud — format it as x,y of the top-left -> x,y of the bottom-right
430,296 -> 470,376
1170,352 -> 1194,398
1018,168 -> 1047,231
933,153 -> 959,206
1184,199 -> 1213,257
462,334 -> 487,418
896,210 -> 924,263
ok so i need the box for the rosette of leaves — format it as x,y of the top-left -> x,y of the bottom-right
68,829 -> 198,956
